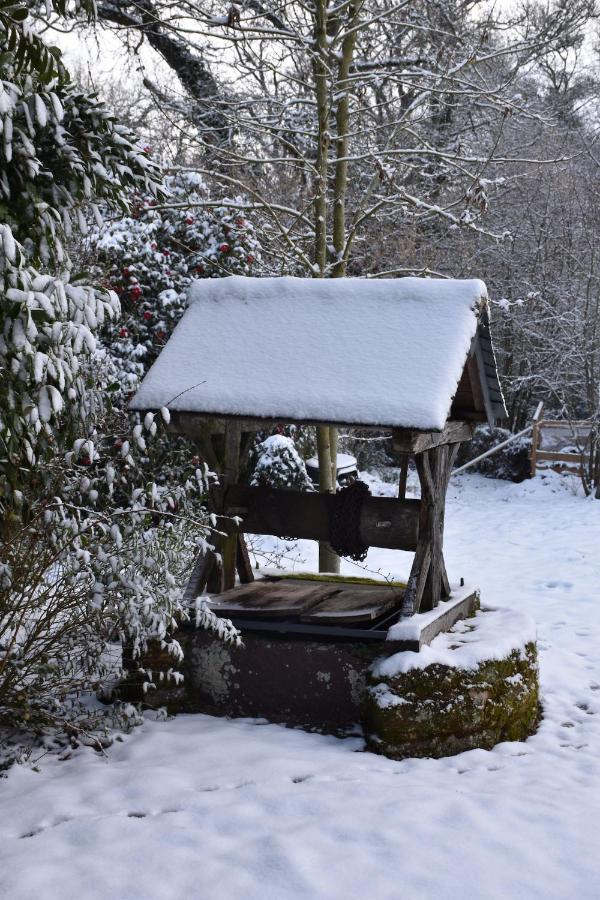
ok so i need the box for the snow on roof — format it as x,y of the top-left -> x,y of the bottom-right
130,275 -> 489,430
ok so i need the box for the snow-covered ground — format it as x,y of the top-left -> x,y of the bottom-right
2,472 -> 600,900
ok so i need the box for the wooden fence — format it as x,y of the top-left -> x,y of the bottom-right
530,419 -> 593,477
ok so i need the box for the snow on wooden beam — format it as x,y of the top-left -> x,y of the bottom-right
392,420 -> 474,454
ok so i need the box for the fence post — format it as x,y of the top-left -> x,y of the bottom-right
530,419 -> 539,478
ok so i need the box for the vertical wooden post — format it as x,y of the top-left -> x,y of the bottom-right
401,443 -> 458,617
398,453 -> 409,499
530,419 -> 540,478
220,421 -> 242,591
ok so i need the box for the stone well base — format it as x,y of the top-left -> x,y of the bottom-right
121,603 -> 539,759
364,606 -> 539,759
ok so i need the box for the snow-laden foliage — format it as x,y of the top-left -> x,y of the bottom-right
0,28 -> 161,509
250,435 -> 314,491
90,174 -> 261,385
0,398 -> 239,739
0,1 -> 239,747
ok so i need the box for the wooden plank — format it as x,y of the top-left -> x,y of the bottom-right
392,420 -> 474,454
300,583 -> 402,624
467,354 -> 486,413
225,483 -> 420,551
537,419 -> 592,428
169,410 -> 392,435
207,580 -> 339,620
236,533 -> 255,584
419,591 -> 478,646
182,551 -> 215,603
535,450 -> 588,463
220,589 -> 479,651
389,588 -> 479,649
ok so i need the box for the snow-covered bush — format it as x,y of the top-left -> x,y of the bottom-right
249,435 -> 314,491
0,0 -> 239,751
0,10 -> 161,510
0,395 -> 239,744
91,174 -> 261,386
455,426 -> 532,482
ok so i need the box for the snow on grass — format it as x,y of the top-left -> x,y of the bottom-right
2,471 -> 600,900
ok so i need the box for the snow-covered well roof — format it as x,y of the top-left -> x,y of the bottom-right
131,275 -> 499,431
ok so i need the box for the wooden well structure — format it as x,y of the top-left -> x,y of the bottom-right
130,275 -> 507,725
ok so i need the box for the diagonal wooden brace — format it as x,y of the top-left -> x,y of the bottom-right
401,443 -> 460,616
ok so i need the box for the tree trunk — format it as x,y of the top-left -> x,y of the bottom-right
312,0 -> 360,573
312,0 -> 340,572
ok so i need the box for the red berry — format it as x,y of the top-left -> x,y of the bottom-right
235,217 -> 245,226
143,311 -> 152,321
247,254 -> 255,264
219,243 -> 230,253
195,264 -> 205,274
185,217 -> 194,225
122,267 -> 130,278
130,286 -> 142,301
119,327 -> 128,338
156,329 -> 166,340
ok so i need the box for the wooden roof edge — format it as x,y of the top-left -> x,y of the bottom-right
167,410 -> 477,454
165,410 -> 453,437
473,309 -> 508,424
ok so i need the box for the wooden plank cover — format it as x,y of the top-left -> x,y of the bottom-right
300,583 -> 402,625
208,580 -> 339,620
208,578 -> 404,625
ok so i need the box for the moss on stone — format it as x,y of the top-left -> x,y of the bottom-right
365,641 -> 539,759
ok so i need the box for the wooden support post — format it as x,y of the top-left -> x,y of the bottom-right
401,443 -> 458,617
220,421 -> 242,591
183,550 -> 217,605
236,533 -> 255,584
398,453 -> 409,499
530,418 -> 539,478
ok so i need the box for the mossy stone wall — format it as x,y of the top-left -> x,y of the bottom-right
365,641 -> 539,759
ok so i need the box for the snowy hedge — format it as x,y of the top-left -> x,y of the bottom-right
91,174 -> 261,386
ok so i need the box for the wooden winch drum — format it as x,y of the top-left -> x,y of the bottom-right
225,484 -> 420,551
